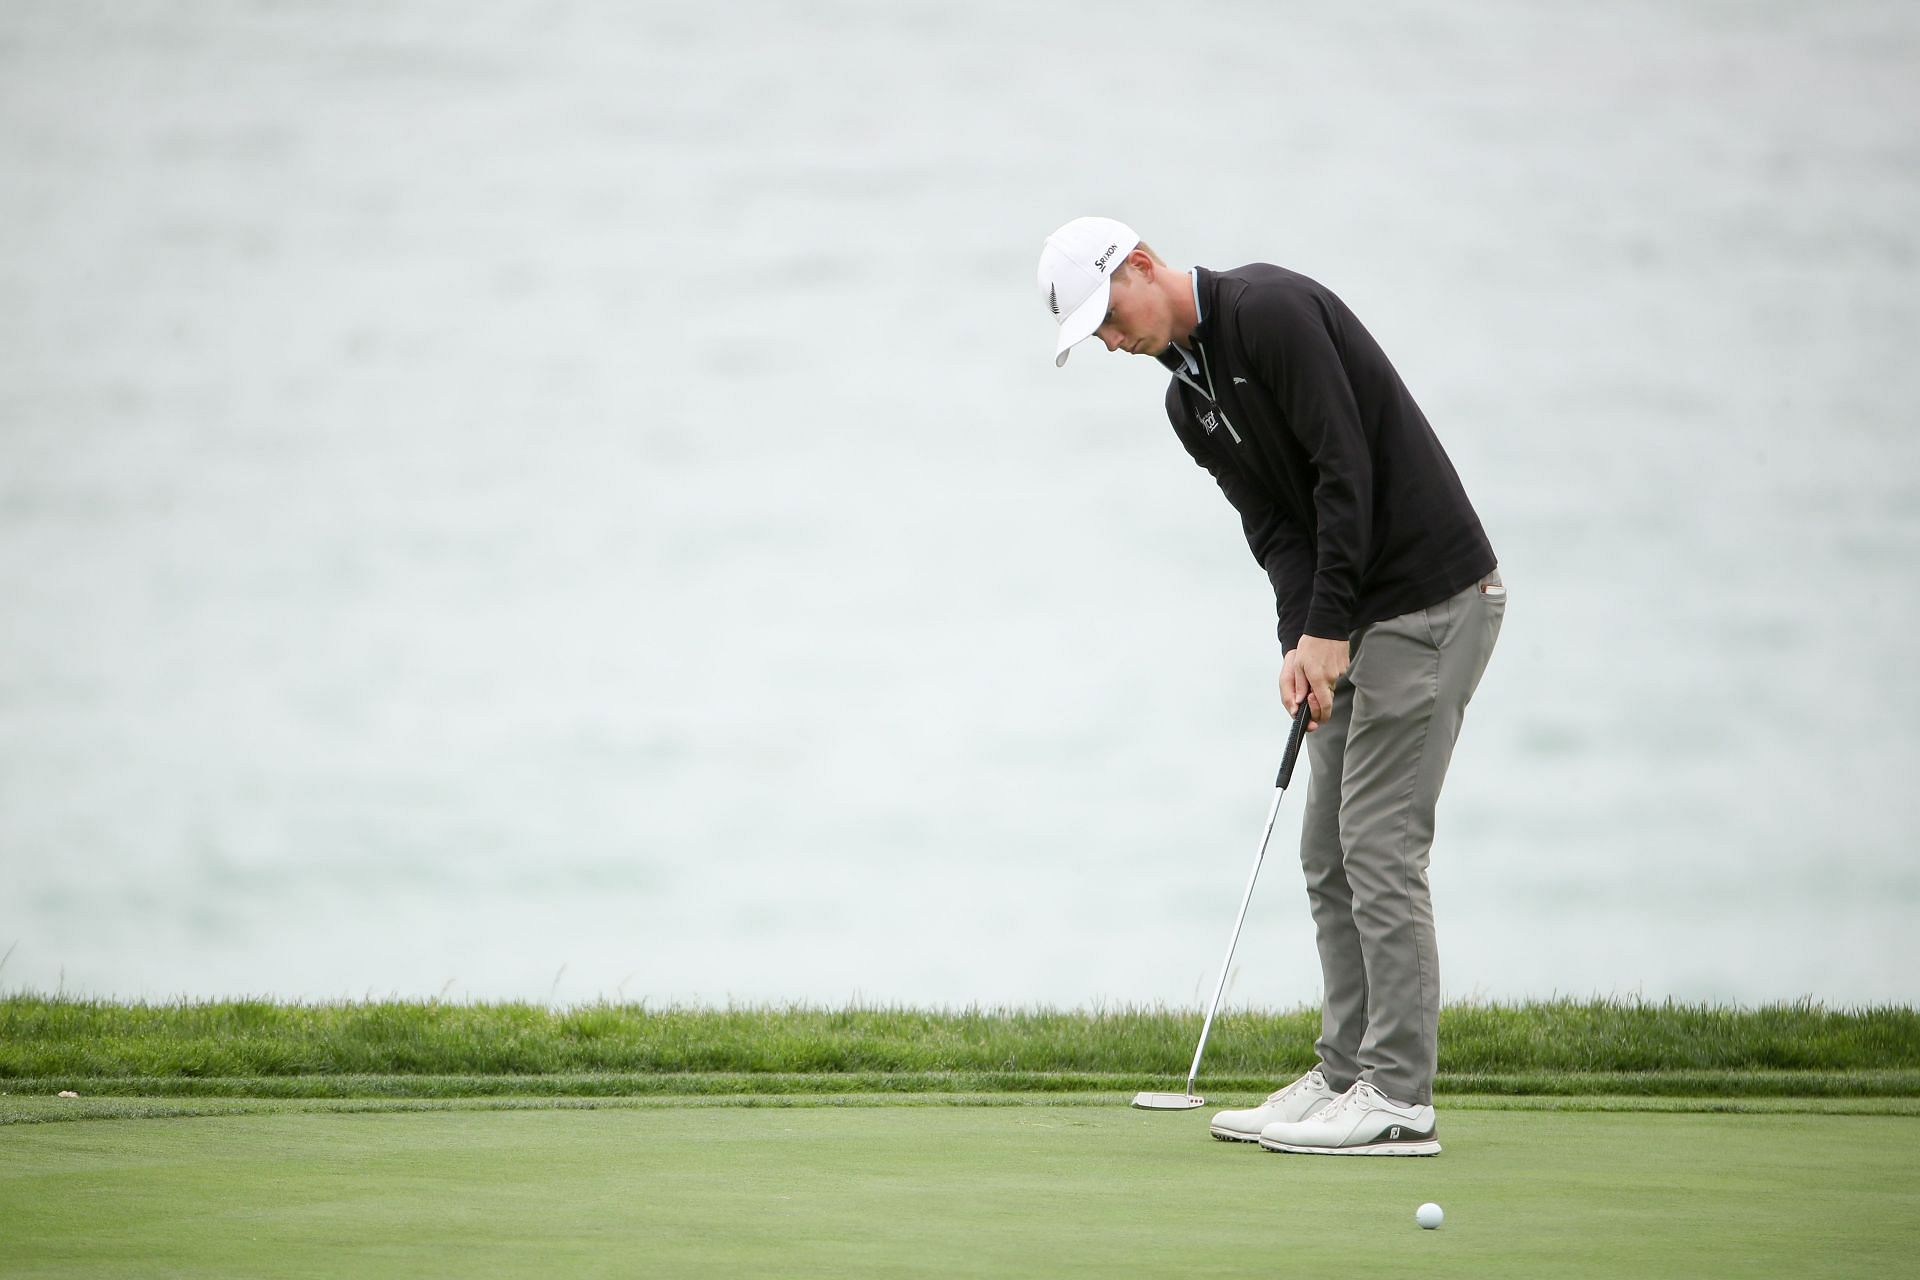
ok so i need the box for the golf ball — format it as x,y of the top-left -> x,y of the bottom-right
1415,1202 -> 1444,1230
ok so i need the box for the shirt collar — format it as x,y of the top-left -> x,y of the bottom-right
1168,269 -> 1202,376
1190,266 -> 1214,342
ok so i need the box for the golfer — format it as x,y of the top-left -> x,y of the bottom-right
1038,217 -> 1503,1155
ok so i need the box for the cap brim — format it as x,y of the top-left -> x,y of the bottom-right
1052,278 -> 1111,368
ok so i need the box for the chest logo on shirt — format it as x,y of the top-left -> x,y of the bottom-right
1196,405 -> 1243,444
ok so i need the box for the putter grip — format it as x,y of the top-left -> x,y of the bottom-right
1275,700 -> 1310,789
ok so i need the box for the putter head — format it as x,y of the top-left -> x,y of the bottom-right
1130,1091 -> 1205,1111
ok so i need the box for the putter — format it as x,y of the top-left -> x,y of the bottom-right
1132,698 -> 1313,1110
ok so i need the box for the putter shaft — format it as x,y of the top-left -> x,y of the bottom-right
1180,702 -> 1312,1099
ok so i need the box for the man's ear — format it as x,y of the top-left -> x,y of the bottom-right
1123,247 -> 1156,279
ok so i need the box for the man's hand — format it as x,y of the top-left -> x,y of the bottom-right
1280,634 -> 1351,731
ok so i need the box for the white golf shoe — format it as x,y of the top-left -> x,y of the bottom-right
1258,1080 -> 1441,1156
1207,1068 -> 1341,1143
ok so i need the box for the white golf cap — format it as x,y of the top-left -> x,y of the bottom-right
1037,215 -> 1140,367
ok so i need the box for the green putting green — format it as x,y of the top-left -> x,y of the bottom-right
4,1103 -> 1916,1277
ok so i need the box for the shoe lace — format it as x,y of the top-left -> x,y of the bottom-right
1317,1081 -> 1382,1120
1263,1070 -> 1327,1106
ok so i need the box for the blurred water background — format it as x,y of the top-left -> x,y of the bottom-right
3,1 -> 1916,1009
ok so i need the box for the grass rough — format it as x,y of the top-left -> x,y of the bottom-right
4,995 -> 1915,1085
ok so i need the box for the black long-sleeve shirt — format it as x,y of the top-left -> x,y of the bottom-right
1162,264 -> 1495,651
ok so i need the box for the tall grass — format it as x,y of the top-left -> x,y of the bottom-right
4,996 -> 1914,1085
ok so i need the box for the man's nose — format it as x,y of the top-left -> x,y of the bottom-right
1100,327 -> 1122,352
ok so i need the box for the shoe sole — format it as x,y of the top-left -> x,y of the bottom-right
1209,1127 -> 1262,1143
1258,1139 -> 1441,1156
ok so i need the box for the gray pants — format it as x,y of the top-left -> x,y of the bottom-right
1298,572 -> 1504,1105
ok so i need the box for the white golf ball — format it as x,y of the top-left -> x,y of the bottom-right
1415,1202 -> 1444,1230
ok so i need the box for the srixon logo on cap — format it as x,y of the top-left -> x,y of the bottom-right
1093,242 -> 1119,271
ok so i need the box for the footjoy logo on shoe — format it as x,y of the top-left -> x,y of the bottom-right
1389,1126 -> 1402,1140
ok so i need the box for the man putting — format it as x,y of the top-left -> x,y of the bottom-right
1038,217 -> 1504,1156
